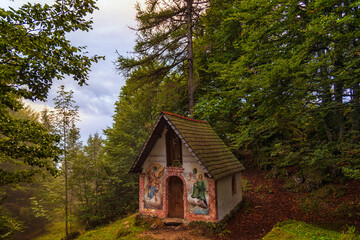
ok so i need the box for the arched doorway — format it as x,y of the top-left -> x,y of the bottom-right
168,176 -> 184,218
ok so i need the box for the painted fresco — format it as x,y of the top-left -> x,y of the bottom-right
185,168 -> 209,215
144,163 -> 165,210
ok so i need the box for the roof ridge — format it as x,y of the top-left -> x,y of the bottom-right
162,111 -> 208,123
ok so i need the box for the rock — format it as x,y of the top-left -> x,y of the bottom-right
303,170 -> 323,192
151,223 -> 158,229
163,218 -> 184,226
293,175 -> 304,185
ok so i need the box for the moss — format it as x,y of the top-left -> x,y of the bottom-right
263,220 -> 360,240
188,221 -> 230,237
75,214 -> 149,240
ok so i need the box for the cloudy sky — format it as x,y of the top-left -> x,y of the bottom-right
2,0 -> 145,142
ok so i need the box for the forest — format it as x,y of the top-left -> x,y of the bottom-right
1,0 -> 360,239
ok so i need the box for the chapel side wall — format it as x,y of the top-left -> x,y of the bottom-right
216,171 -> 242,221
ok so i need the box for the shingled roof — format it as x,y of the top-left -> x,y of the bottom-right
130,112 -> 244,181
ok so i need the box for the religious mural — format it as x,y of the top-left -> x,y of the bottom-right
144,163 -> 165,210
185,168 -> 209,215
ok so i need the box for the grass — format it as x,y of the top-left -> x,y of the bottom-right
33,214 -> 150,240
33,221 -> 66,240
76,214 -> 149,240
263,220 -> 360,240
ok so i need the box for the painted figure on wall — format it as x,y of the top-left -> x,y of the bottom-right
186,168 -> 209,215
144,163 -> 165,209
191,174 -> 208,207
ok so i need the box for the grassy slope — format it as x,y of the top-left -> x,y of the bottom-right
32,221 -> 66,240
34,217 -> 360,240
76,214 -> 147,240
33,214 -> 148,240
263,220 -> 360,240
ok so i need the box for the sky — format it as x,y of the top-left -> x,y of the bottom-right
2,0 -> 145,142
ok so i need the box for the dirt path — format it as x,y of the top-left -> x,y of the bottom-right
223,169 -> 305,240
137,227 -> 212,240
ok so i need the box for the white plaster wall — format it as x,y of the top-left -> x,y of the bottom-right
216,172 -> 243,220
142,129 -> 167,170
182,143 -> 204,174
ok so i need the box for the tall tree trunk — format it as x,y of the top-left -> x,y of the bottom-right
322,85 -> 333,142
320,52 -> 333,143
64,130 -> 69,240
187,0 -> 195,116
334,48 -> 345,141
351,83 -> 360,142
334,81 -> 344,141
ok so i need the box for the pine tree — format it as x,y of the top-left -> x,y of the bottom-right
70,133 -> 107,228
195,0 -> 360,179
117,0 -> 209,115
53,85 -> 80,240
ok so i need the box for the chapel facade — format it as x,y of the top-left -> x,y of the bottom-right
130,112 -> 245,221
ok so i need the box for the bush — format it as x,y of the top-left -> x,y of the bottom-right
336,198 -> 360,221
0,208 -> 23,240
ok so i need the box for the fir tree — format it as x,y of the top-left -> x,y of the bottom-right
117,0 -> 209,115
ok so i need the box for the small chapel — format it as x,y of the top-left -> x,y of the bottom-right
129,111 -> 245,221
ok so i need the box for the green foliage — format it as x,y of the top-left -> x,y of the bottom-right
194,0 -> 360,181
0,207 -> 23,240
241,178 -> 251,193
53,85 -> 81,239
0,0 -> 103,102
0,0 -> 102,185
32,220 -> 65,240
70,134 -> 110,228
263,220 -> 360,240
336,198 -> 360,221
188,221 -> 230,237
0,106 -> 64,239
299,195 -> 323,215
75,214 -> 148,240
117,0 -> 209,114
0,101 -> 61,186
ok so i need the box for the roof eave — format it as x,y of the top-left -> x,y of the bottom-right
129,114 -> 166,173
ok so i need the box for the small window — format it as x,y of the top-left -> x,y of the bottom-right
232,174 -> 236,195
166,128 -> 182,167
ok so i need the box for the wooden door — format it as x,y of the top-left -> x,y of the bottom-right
168,176 -> 184,218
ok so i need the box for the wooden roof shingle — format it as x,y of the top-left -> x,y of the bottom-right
130,112 -> 245,181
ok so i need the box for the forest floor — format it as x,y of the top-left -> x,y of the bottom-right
222,168 -> 360,239
138,168 -> 360,240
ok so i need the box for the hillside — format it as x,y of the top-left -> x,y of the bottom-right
223,168 -> 360,240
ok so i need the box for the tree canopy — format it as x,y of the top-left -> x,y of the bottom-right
109,0 -> 360,193
194,0 -> 360,181
0,0 -> 103,186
